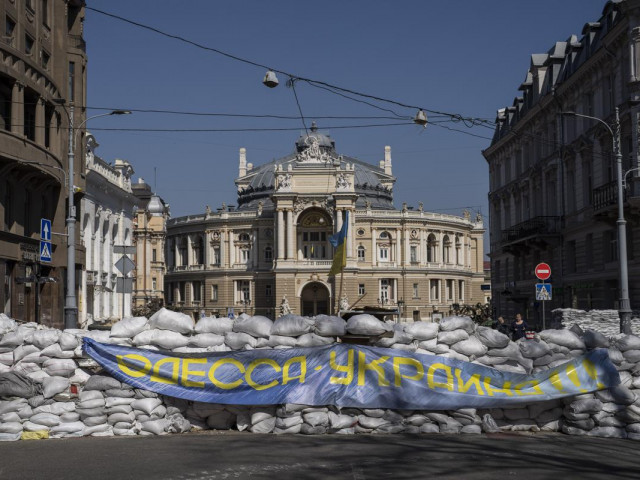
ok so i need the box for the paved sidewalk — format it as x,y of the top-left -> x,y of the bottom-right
0,431 -> 638,480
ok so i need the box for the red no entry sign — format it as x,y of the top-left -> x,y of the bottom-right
535,263 -> 551,281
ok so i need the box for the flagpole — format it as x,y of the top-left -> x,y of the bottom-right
337,268 -> 344,316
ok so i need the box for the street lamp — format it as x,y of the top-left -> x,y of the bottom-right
562,107 -> 631,334
53,100 -> 131,329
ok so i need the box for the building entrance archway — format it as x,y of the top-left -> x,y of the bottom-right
300,282 -> 330,316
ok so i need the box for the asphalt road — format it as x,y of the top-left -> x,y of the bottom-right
0,431 -> 638,480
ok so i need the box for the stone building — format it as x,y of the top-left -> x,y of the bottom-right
79,134 -> 137,327
132,179 -> 169,313
165,125 -> 485,321
483,0 -> 640,326
0,0 -> 86,326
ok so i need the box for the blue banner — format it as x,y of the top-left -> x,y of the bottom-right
83,338 -> 620,410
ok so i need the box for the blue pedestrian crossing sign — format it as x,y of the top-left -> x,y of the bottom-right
40,218 -> 51,241
40,240 -> 52,263
536,283 -> 552,301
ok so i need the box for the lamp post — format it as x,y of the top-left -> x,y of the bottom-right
562,107 -> 632,334
53,100 -> 131,329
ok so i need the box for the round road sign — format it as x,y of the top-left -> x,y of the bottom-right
535,263 -> 551,281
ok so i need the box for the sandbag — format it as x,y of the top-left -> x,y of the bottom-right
42,358 -> 76,377
615,335 -> 640,352
437,329 -> 469,345
30,330 -> 61,349
271,314 -> 314,337
314,315 -> 346,337
519,340 -> 551,358
42,377 -> 69,399
149,308 -> 194,334
0,314 -> 16,335
187,333 -> 225,348
233,315 -> 273,339
439,316 -> 476,334
206,410 -> 236,430
475,326 -> 510,348
84,375 -> 122,391
110,317 -> 149,338
539,330 -> 585,350
582,330 -> 609,349
296,333 -> 334,347
267,335 -> 297,348
346,315 -> 391,336
0,372 -> 42,398
404,322 -> 439,341
450,337 -> 487,357
224,332 -> 258,350
195,316 -> 234,335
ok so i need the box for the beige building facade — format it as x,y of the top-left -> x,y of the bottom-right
132,180 -> 169,312
165,126 -> 485,321
483,0 -> 640,325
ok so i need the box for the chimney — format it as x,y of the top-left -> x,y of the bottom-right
384,146 -> 392,175
239,148 -> 247,177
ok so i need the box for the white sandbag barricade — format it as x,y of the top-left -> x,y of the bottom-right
1,313 -> 640,441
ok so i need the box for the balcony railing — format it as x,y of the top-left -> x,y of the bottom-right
500,216 -> 561,244
592,181 -> 624,210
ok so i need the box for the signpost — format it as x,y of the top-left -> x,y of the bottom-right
114,245 -> 136,319
39,218 -> 52,263
535,263 -> 551,330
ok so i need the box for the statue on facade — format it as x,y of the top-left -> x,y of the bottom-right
476,212 -> 483,223
277,173 -> 292,191
280,295 -> 292,315
257,200 -> 263,216
402,202 -> 408,213
205,205 -> 211,215
418,202 -> 424,212
463,209 -> 470,220
336,173 -> 350,191
221,202 -> 227,211
339,294 -> 349,312
364,199 -> 372,209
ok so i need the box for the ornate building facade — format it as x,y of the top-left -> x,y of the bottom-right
165,125 -> 485,321
483,0 -> 640,325
0,0 -> 86,326
79,134 -> 137,327
132,179 -> 169,313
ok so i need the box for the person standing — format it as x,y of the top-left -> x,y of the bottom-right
511,313 -> 528,340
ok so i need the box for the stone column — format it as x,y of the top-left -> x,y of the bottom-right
11,82 -> 23,136
219,232 -> 225,267
277,209 -> 285,260
252,228 -> 258,267
203,234 -> 209,269
174,238 -> 180,267
336,209 -> 343,233
229,230 -> 235,266
371,228 -> 377,267
395,228 -> 401,265
187,235 -> 193,267
286,209 -> 294,260
346,210 -> 353,258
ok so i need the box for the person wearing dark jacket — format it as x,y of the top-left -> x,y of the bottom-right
511,313 -> 529,340
493,316 -> 510,336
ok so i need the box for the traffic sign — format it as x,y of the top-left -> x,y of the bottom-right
40,218 -> 51,241
535,263 -> 551,280
114,245 -> 136,255
39,240 -> 52,262
116,277 -> 133,294
536,283 -> 552,301
115,255 -> 135,276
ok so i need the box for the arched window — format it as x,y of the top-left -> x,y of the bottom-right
297,209 -> 332,260
427,233 -> 436,263
238,233 -> 250,242
357,245 -> 365,262
443,235 -> 451,264
264,245 -> 273,261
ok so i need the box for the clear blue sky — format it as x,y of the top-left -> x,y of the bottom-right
84,0 -> 607,255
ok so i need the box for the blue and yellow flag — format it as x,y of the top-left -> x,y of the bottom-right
329,211 -> 348,276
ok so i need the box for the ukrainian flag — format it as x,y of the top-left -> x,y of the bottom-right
329,211 -> 348,276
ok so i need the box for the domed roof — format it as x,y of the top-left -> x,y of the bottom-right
147,194 -> 165,216
295,122 -> 335,153
236,128 -> 394,211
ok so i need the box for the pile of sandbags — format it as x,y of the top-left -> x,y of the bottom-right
2,310 -> 640,441
552,308 -> 640,336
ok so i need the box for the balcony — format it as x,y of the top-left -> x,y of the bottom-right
592,181 -> 621,212
500,216 -> 561,253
